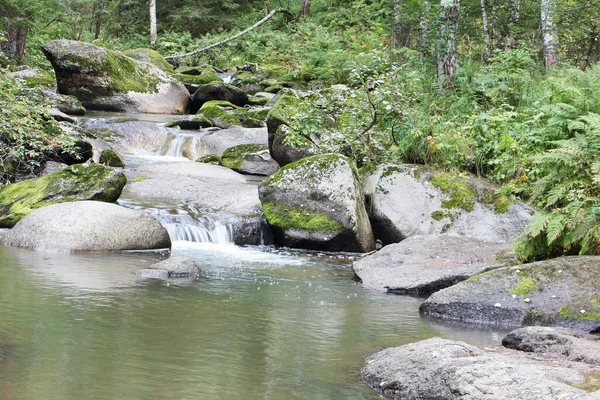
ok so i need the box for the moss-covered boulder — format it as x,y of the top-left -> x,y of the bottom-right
190,82 -> 249,113
43,92 -> 86,115
221,144 -> 279,176
0,163 -> 126,228
99,149 -> 125,168
122,48 -> 174,73
198,102 -> 242,129
266,94 -> 316,166
420,256 -> 600,332
42,40 -> 189,114
175,65 -> 222,86
363,164 -> 534,245
248,96 -> 271,106
165,114 -> 213,130
3,201 -> 170,252
196,154 -> 221,164
258,154 -> 375,252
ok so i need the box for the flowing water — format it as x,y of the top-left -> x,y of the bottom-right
0,113 -> 511,399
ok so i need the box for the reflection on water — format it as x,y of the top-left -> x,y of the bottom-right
0,243 -> 509,400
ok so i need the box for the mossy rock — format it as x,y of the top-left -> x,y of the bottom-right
99,149 -> 125,168
248,96 -> 270,106
123,48 -> 174,73
174,70 -> 222,85
258,153 -> 375,252
0,163 -> 126,228
235,71 -> 260,84
265,85 -> 285,94
190,81 -> 249,113
198,106 -> 241,129
196,154 -> 221,164
165,115 -> 213,130
199,100 -> 239,110
221,144 -> 278,176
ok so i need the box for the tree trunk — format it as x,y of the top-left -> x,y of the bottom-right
2,23 -> 28,60
300,0 -> 310,17
392,0 -> 412,49
541,0 -> 560,69
95,0 -> 104,40
437,0 -> 461,88
418,1 -> 431,56
149,0 -> 157,45
481,0 -> 491,58
506,0 -> 520,48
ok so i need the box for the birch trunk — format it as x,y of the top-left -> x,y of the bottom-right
507,0 -> 520,47
480,0 -> 491,58
437,0 -> 461,88
418,1 -> 431,55
300,0 -> 310,17
541,0 -> 560,69
149,0 -> 157,45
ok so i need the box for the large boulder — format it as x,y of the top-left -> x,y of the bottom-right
420,256 -> 600,332
122,48 -> 174,73
353,235 -> 517,295
0,163 -> 126,228
361,337 -> 600,400
136,256 -> 202,279
189,82 -> 248,113
266,94 -> 316,166
42,40 -> 189,114
364,164 -> 534,244
2,201 -> 170,252
220,144 -> 279,176
258,154 -> 375,252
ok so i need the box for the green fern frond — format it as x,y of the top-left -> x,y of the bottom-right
546,213 -> 566,245
528,213 -> 552,238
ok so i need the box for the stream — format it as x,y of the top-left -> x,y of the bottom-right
0,113 -> 509,400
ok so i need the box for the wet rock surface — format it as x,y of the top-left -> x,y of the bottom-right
353,235 -> 517,295
136,256 -> 202,279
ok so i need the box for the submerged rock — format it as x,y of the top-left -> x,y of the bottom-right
352,235 -> 517,295
420,256 -> 600,332
258,154 -> 375,253
42,40 -> 189,114
0,163 -> 126,228
363,164 -> 534,244
361,336 -> 600,400
136,256 -> 202,279
220,144 -> 279,176
3,201 -> 170,252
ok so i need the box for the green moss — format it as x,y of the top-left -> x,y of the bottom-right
133,175 -> 147,183
113,117 -> 139,123
431,211 -> 448,221
265,85 -> 285,94
199,100 -> 239,110
509,276 -> 539,295
559,300 -> 600,321
236,71 -> 259,84
0,164 -> 126,228
99,149 -> 125,168
103,50 -> 160,94
465,269 -> 499,283
571,372 -> 600,392
87,127 -> 122,143
123,48 -> 174,73
263,153 -> 345,186
431,172 -> 478,212
267,94 -> 300,129
247,108 -> 270,121
481,188 -> 513,214
196,154 -> 221,164
262,201 -> 343,232
221,144 -> 268,171
248,96 -> 270,106
199,106 -> 241,127
22,70 -> 56,88
174,72 -> 221,85
380,165 -> 401,178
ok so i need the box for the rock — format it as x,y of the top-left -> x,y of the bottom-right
248,96 -> 271,106
41,161 -> 68,176
136,256 -> 202,279
42,40 -> 189,114
420,256 -> 600,332
196,154 -> 221,164
220,144 -> 279,176
364,164 -> 534,244
266,94 -> 317,166
361,337 -> 600,400
190,82 -> 249,113
352,234 -> 517,295
99,149 -> 125,168
123,161 -> 261,214
122,48 -> 174,72
198,101 -> 242,128
258,154 -> 375,252
3,201 -> 170,252
8,68 -> 56,87
81,118 -> 173,156
48,107 -> 76,123
502,326 -> 600,364
182,126 -> 268,160
165,115 -> 213,130
43,91 -> 86,115
174,65 -> 222,86
0,163 -> 126,228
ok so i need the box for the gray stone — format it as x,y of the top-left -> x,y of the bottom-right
3,201 -> 170,252
181,126 -> 268,160
48,107 -> 76,123
353,235 -> 517,295
41,161 -> 68,176
136,256 -> 202,279
364,164 -> 534,244
190,82 -> 249,113
502,326 -> 600,364
258,154 -> 375,253
43,91 -> 86,115
420,256 -> 600,332
361,337 -> 600,400
220,144 -> 279,176
42,40 -> 189,114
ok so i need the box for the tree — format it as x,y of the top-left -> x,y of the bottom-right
149,0 -> 157,45
94,0 -> 104,40
437,0 -> 461,88
300,0 -> 310,17
541,0 -> 560,69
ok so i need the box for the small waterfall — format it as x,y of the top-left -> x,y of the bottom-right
157,213 -> 234,244
163,132 -> 194,158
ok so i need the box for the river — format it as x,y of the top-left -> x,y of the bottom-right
0,114 -> 509,400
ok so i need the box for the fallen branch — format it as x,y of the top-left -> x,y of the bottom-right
165,9 -> 292,60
